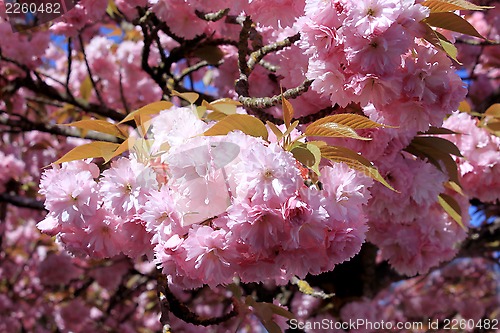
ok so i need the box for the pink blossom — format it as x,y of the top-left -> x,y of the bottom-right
182,225 -> 235,287
99,157 -> 158,218
443,112 -> 500,203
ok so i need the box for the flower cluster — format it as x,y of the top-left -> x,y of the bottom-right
39,105 -> 373,288
444,112 -> 500,203
298,0 -> 466,133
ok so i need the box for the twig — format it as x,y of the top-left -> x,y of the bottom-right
247,32 -> 300,71
66,37 -> 74,99
0,111 -> 122,143
78,34 -> 105,105
239,78 -> 313,109
455,38 -> 500,46
195,8 -> 230,22
0,193 -> 46,211
118,70 -> 130,114
157,274 -> 238,326
175,59 -> 222,83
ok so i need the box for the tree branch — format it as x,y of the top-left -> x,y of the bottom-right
78,34 -> 105,106
157,274 -> 238,327
0,193 -> 46,211
247,32 -> 300,71
195,8 -> 230,22
238,78 -> 313,109
0,111 -> 121,143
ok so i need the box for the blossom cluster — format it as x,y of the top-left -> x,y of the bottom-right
298,0 -> 467,134
39,105 -> 373,288
2,0 -> 498,330
444,112 -> 500,203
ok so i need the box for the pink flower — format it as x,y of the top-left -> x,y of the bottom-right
99,157 -> 158,218
150,106 -> 209,150
320,163 -> 373,222
83,210 -> 125,259
141,186 -> 182,243
444,112 -> 500,203
348,0 -> 402,35
39,161 -> 99,232
227,203 -> 287,258
229,141 -> 302,207
182,225 -> 234,287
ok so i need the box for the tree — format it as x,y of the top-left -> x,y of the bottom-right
0,0 -> 499,332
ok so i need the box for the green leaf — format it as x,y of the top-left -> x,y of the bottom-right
65,119 -> 127,139
207,110 -> 228,121
309,114 -> 394,130
292,277 -> 335,299
192,45 -> 225,65
54,141 -> 120,164
444,180 -> 465,196
119,101 -> 173,125
438,193 -> 466,230
424,12 -> 486,39
291,143 -> 321,175
171,90 -> 199,104
106,0 -> 123,18
80,75 -> 92,101
485,104 -> 500,118
411,136 -> 463,157
458,100 -> 472,113
195,105 -> 207,118
320,145 -> 396,191
282,120 -> 300,139
204,114 -> 268,140
245,297 -> 294,333
305,122 -> 371,140
485,120 -> 500,132
422,23 -> 461,63
422,0 -> 493,13
405,138 -> 461,184
109,137 -> 135,161
203,99 -> 241,115
266,121 -> 284,141
282,96 -> 294,127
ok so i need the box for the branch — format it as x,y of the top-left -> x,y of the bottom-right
65,38 -> 74,99
0,52 -> 125,121
238,78 -> 313,109
0,193 -> 46,211
157,274 -> 238,327
118,70 -> 130,114
455,38 -> 500,46
235,16 -> 253,98
0,111 -> 121,143
175,59 -> 223,84
459,218 -> 500,257
247,32 -> 300,71
78,34 -> 105,106
195,8 -> 230,22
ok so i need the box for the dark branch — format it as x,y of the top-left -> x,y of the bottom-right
195,8 -> 230,22
0,193 -> 46,211
0,111 -> 122,143
247,32 -> 300,71
78,34 -> 105,106
157,274 -> 238,327
239,79 -> 313,109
